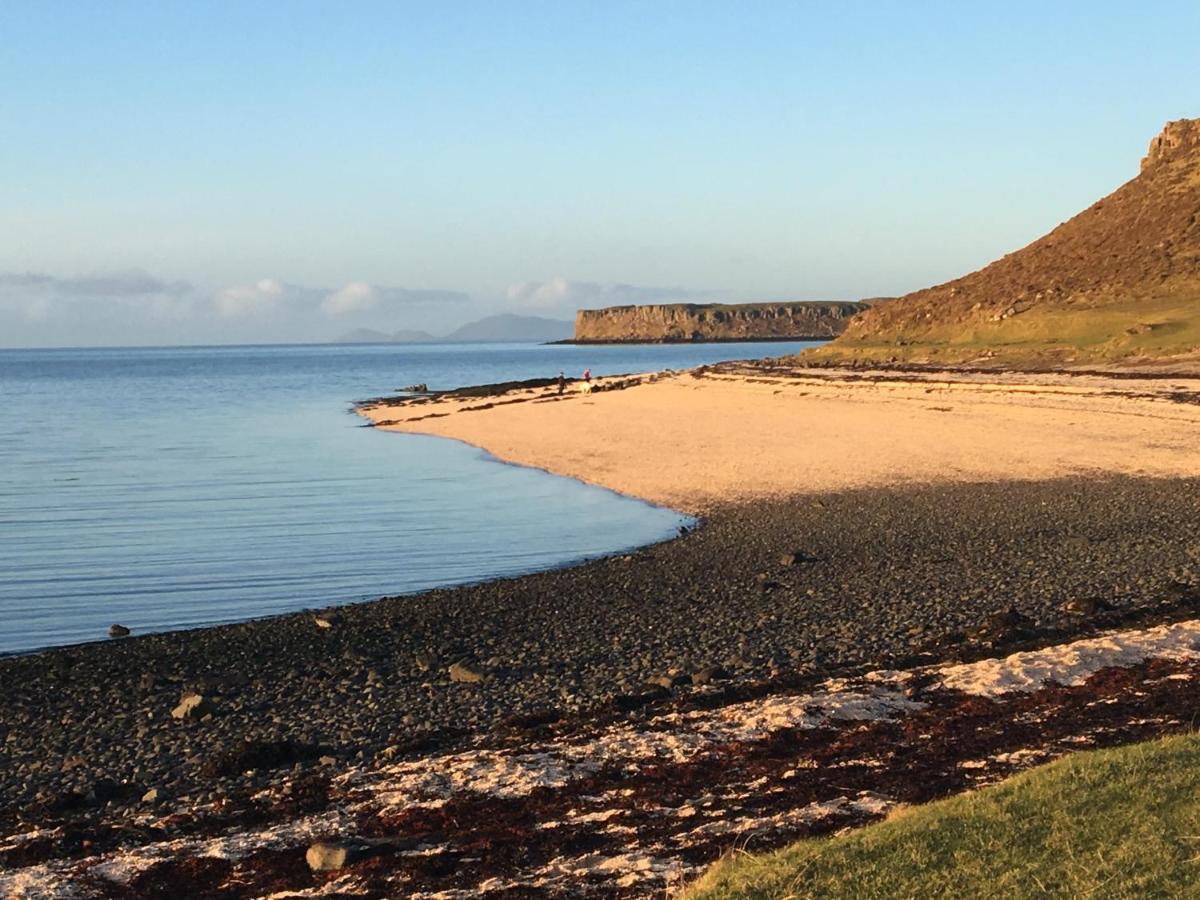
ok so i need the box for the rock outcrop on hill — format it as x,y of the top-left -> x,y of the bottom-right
573,301 -> 865,343
809,118 -> 1200,368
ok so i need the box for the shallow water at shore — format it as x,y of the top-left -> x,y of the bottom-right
0,340 -> 818,653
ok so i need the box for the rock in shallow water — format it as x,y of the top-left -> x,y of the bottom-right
108,624 -> 130,638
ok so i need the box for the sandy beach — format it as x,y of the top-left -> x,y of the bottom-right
359,364 -> 1200,512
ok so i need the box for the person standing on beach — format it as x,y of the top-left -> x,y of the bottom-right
557,371 -> 566,394
583,368 -> 591,383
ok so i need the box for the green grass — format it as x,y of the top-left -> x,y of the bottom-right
805,288 -> 1200,368
683,734 -> 1200,900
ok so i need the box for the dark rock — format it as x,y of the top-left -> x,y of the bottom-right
1064,597 -> 1109,616
502,708 -> 562,729
691,666 -> 730,686
201,739 -> 325,778
1163,581 -> 1200,604
613,687 -> 670,712
108,624 -> 130,638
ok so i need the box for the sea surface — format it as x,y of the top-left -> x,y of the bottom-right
0,340 -> 819,654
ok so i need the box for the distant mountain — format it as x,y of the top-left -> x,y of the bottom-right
339,314 -> 572,344
443,314 -> 573,343
336,327 -> 436,344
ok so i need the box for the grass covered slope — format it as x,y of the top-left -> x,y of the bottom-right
685,734 -> 1200,900
807,119 -> 1200,368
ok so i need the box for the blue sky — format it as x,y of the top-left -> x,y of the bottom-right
1,1 -> 1197,345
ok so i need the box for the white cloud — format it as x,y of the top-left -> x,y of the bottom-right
504,278 -> 724,312
214,278 -> 286,317
0,268 -> 192,298
321,281 -> 377,316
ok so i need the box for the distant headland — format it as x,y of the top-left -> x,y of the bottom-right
563,300 -> 870,344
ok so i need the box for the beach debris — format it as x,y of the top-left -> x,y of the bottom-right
11,620 -> 1200,897
171,692 -> 215,721
108,623 -> 130,638
141,787 -> 160,804
313,614 -> 338,629
449,660 -> 486,684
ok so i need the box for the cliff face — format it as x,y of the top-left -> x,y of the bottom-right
809,118 -> 1200,368
574,302 -> 865,343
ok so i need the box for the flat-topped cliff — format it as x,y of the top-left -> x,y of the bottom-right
573,301 -> 866,343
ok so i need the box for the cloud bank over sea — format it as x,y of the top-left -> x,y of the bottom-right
0,270 -> 472,347
0,270 -> 731,348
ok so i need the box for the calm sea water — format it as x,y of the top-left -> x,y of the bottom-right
0,340 -> 818,654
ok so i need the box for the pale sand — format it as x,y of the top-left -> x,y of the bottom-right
359,366 -> 1200,513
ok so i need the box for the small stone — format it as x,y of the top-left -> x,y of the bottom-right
319,755 -> 337,766
142,787 -> 160,803
109,624 -> 131,638
779,553 -> 800,567
646,674 -> 682,691
314,615 -> 336,630
171,692 -> 215,721
691,666 -> 729,686
448,661 -> 486,684
306,841 -> 354,872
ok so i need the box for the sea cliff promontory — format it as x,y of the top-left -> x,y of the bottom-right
808,119 -> 1200,368
572,301 -> 866,343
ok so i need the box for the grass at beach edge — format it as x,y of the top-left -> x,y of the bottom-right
682,732 -> 1200,899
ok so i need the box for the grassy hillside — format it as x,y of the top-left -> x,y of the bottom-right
684,734 -> 1200,899
805,119 -> 1200,368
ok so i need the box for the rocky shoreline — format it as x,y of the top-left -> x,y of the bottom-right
8,613 -> 1200,896
2,475 -> 1198,837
